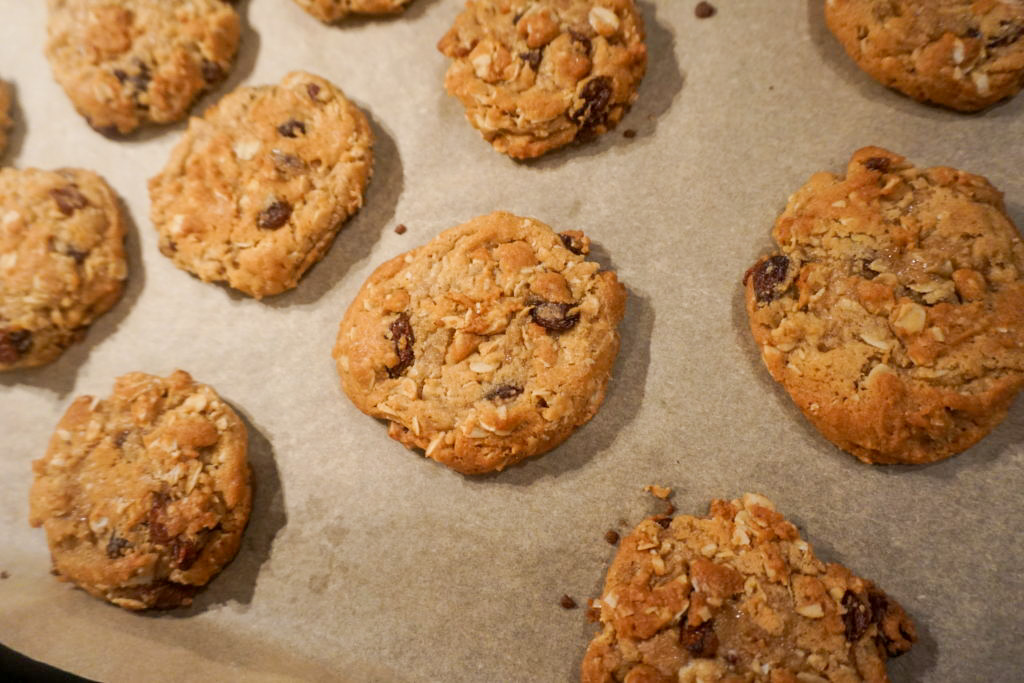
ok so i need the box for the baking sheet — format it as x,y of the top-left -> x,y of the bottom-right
2,1 -> 1023,681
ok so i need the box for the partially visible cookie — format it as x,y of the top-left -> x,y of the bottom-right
149,71 -> 374,299
0,80 -> 12,156
744,147 -> 1024,465
826,0 -> 1024,111
332,211 -> 626,474
291,0 -> 412,23
582,493 -> 916,683
1,167 -> 127,370
45,0 -> 240,134
438,0 -> 647,159
29,370 -> 252,611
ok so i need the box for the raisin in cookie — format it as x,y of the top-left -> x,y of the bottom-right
437,0 -> 647,159
0,80 -> 12,156
149,71 -> 374,299
744,147 -> 1024,465
291,0 -> 412,23
1,167 -> 127,370
332,211 -> 626,474
826,0 -> 1024,111
29,370 -> 251,610
45,0 -> 240,134
582,493 -> 916,683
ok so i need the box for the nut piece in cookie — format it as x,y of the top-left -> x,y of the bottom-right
437,0 -> 648,159
744,147 -> 1024,464
29,370 -> 252,610
825,0 -> 1024,111
332,211 -> 627,474
148,71 -> 374,299
0,80 -> 12,156
1,167 -> 127,370
582,494 -> 916,682
45,0 -> 241,135
291,0 -> 413,23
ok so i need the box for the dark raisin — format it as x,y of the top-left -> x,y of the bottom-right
536,396 -> 548,408
307,83 -> 321,100
745,254 -> 791,303
387,313 -> 415,378
656,517 -> 672,528
842,590 -> 872,642
569,29 -> 592,55
485,384 -> 523,401
571,76 -> 614,137
114,430 -> 131,448
113,69 -> 128,83
0,329 -> 32,364
560,594 -> 577,609
258,201 -> 292,229
622,129 -> 637,138
171,538 -> 200,570
530,301 -> 580,331
863,156 -> 890,172
129,60 -> 151,93
394,223 -> 408,235
277,119 -> 307,137
106,534 -> 132,559
604,530 -> 619,545
201,59 -> 224,84
966,27 -> 981,39
148,493 -> 172,545
66,247 -> 89,264
51,185 -> 89,215
680,620 -> 719,657
695,2 -> 716,18
270,150 -> 307,175
859,258 -> 877,279
987,23 -> 1024,48
521,48 -> 543,71
559,231 -> 588,255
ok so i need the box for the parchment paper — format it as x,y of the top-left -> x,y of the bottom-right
2,1 -> 1022,681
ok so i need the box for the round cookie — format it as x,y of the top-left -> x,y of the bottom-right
291,0 -> 412,23
582,493 -> 916,683
45,0 -> 240,135
29,370 -> 252,611
1,167 -> 127,371
744,147 -> 1024,465
826,0 -> 1024,111
437,0 -> 647,159
0,80 -> 11,157
332,211 -> 627,474
149,71 -> 374,299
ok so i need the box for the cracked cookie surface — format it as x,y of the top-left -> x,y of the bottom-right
0,80 -> 11,157
291,0 -> 412,22
438,0 -> 647,159
1,167 -> 127,370
29,370 -> 251,610
826,0 -> 1024,111
149,71 -> 374,299
333,211 -> 626,474
744,147 -> 1024,465
46,0 -> 240,135
582,494 -> 916,683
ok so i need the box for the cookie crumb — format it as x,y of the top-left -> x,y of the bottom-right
394,223 -> 408,235
560,594 -> 578,609
604,529 -> 620,545
623,129 -> 637,139
695,2 -> 716,18
644,484 -> 672,499
0,570 -> 9,579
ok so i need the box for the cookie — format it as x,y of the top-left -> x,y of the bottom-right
291,0 -> 412,23
1,167 -> 127,371
582,493 -> 916,683
826,0 -> 1024,111
744,147 -> 1024,465
437,0 -> 647,159
45,0 -> 240,134
29,370 -> 251,611
149,71 -> 374,299
0,80 -> 12,156
332,211 -> 627,474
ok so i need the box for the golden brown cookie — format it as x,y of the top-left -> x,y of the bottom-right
1,167 -> 127,370
582,494 -> 916,682
332,211 -> 627,474
437,0 -> 647,159
149,71 -> 374,299
29,370 -> 252,610
45,0 -> 240,134
744,147 -> 1024,465
291,0 -> 412,23
826,0 -> 1024,111
0,80 -> 12,156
